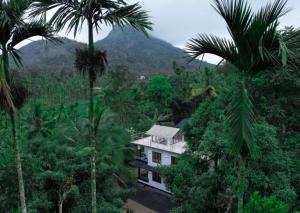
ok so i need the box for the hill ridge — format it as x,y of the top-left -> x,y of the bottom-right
16,27 -> 212,75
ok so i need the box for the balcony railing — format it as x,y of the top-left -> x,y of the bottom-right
153,137 -> 168,145
135,156 -> 148,163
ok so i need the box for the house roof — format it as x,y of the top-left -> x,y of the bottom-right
146,125 -> 180,138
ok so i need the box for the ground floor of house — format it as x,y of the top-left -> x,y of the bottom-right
125,182 -> 172,213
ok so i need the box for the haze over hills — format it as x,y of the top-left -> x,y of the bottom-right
16,27 -> 212,75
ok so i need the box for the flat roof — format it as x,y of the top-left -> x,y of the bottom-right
146,125 -> 180,138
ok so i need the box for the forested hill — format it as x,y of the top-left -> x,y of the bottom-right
16,27 -> 211,75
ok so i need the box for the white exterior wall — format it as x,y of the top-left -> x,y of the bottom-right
148,171 -> 169,191
141,146 -> 178,192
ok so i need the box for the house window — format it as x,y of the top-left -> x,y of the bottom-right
152,172 -> 161,183
171,156 -> 177,165
138,168 -> 149,182
152,151 -> 161,164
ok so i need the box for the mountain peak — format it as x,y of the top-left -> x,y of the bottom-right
17,28 -> 211,75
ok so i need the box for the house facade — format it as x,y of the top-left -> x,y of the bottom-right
131,125 -> 187,192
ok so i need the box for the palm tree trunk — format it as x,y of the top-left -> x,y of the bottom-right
237,155 -> 246,213
2,48 -> 10,83
59,202 -> 63,213
10,110 -> 27,213
2,46 -> 27,213
88,18 -> 97,213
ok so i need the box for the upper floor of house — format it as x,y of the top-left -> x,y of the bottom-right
132,125 -> 187,154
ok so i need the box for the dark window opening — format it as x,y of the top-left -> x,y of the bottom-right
152,172 -> 161,183
152,151 -> 161,164
171,156 -> 177,165
138,168 -> 149,182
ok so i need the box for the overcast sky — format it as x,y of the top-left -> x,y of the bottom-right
24,0 -> 300,64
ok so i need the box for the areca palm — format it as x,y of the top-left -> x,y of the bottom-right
186,0 -> 300,212
31,1 -> 152,211
63,105 -> 133,210
0,1 -> 55,212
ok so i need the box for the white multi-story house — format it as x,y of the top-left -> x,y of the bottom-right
131,125 -> 187,192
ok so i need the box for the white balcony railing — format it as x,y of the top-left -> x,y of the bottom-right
132,136 -> 186,154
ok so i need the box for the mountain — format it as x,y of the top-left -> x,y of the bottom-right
16,27 -> 212,75
16,38 -> 85,70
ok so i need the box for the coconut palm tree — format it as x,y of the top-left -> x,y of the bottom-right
186,0 -> 300,212
31,1 -> 152,212
0,1 -> 56,212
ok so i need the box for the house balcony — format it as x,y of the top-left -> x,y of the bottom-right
130,156 -> 157,172
132,136 -> 186,154
135,156 -> 148,163
130,156 -> 157,183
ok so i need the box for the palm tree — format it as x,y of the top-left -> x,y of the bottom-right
0,1 -> 55,212
63,104 -> 133,211
31,1 -> 152,212
186,0 -> 299,212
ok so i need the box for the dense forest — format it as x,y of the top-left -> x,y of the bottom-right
0,0 -> 300,213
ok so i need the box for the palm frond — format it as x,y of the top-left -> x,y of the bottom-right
186,34 -> 238,63
9,21 -> 57,48
226,80 -> 256,157
256,26 -> 300,72
279,28 -> 300,66
31,0 -> 152,37
245,0 -> 289,60
248,0 -> 288,36
212,0 -> 252,37
30,0 -> 83,35
10,49 -> 23,68
94,105 -> 106,137
75,48 -> 108,81
102,3 -> 152,36
0,0 -> 29,28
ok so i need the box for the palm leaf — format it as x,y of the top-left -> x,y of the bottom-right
10,49 -> 23,68
102,3 -> 152,36
212,0 -> 252,38
94,105 -> 106,137
9,21 -> 56,48
186,34 -> 238,62
227,80 -> 256,157
0,0 -> 28,28
31,0 -> 152,37
247,0 -> 288,37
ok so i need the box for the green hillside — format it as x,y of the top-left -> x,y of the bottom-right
16,27 -> 211,75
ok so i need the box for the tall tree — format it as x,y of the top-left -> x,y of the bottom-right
146,75 -> 173,120
31,1 -> 152,212
0,1 -> 55,212
186,0 -> 300,212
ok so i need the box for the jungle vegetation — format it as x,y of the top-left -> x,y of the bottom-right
0,0 -> 299,213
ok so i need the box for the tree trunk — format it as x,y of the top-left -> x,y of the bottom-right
10,110 -> 27,213
90,77 -> 97,213
88,19 -> 97,213
237,156 -> 246,213
1,47 -> 10,83
59,200 -> 63,213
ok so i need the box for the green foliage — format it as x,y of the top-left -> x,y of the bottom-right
146,75 -> 173,118
244,192 -> 289,213
185,1 -> 300,212
147,75 -> 173,103
162,71 -> 300,212
0,101 -> 133,212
